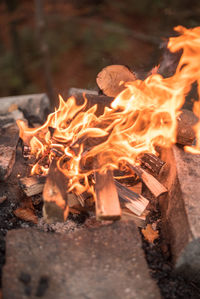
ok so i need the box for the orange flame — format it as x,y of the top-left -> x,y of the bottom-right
17,25 -> 200,198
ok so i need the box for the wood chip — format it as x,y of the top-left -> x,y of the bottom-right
96,65 -> 136,97
122,208 -> 149,227
14,207 -> 38,224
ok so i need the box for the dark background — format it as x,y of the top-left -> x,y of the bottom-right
0,0 -> 200,106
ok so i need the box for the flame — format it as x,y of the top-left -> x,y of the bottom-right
17,25 -> 200,200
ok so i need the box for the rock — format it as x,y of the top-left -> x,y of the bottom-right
160,145 -> 200,283
3,221 -> 161,299
0,124 -> 19,181
0,93 -> 50,124
0,110 -> 24,128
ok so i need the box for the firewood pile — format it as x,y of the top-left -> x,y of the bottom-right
0,65 -> 197,230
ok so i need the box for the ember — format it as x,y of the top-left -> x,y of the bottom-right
17,25 -> 200,222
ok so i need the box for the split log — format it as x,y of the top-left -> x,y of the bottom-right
96,65 -> 136,97
128,164 -> 168,198
43,160 -> 69,223
140,153 -> 165,176
115,180 -> 149,216
121,208 -> 149,228
19,176 -> 46,197
95,170 -> 121,220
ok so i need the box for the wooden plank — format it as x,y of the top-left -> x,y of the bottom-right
95,170 -> 121,220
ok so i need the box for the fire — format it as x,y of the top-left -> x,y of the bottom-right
17,25 -> 200,199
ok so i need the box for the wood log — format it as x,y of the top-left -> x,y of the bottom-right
115,180 -> 149,216
176,109 -> 198,145
128,164 -> 168,198
19,176 -> 46,197
140,153 -> 165,176
95,170 -> 121,220
67,90 -> 114,117
96,65 -> 136,97
43,160 -> 69,223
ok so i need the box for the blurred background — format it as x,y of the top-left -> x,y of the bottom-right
0,0 -> 200,106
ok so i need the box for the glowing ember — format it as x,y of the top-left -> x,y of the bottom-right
17,25 -> 200,199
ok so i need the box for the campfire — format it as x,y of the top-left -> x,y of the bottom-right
16,25 -> 200,225
1,25 -> 200,298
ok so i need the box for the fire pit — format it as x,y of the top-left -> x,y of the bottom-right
1,25 -> 200,298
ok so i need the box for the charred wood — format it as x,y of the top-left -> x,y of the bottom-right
140,153 -> 165,176
176,109 -> 198,146
67,89 -> 114,116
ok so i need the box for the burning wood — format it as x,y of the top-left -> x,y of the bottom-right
128,164 -> 168,198
68,90 -> 114,116
115,180 -> 149,216
140,153 -> 166,176
95,170 -> 121,220
176,109 -> 198,146
43,160 -> 69,224
16,25 -> 200,224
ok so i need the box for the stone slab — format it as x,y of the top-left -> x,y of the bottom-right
160,145 -> 200,282
0,93 -> 50,123
0,124 -> 19,181
3,221 -> 161,299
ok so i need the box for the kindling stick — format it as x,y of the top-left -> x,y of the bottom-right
115,180 -> 149,216
95,169 -> 121,220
